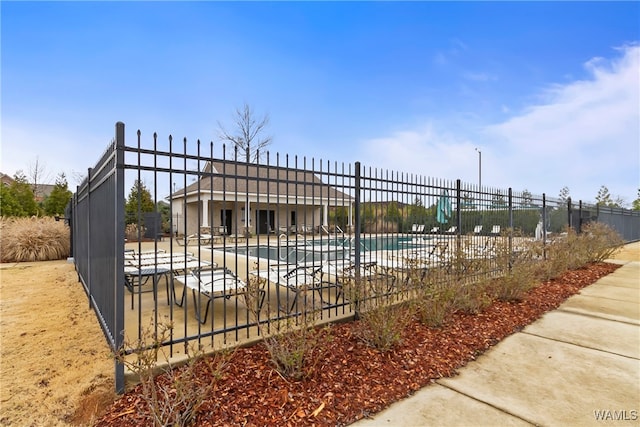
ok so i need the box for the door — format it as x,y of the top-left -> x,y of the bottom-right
257,210 -> 275,235
220,209 -> 232,235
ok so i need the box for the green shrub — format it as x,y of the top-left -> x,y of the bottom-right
0,216 -> 70,262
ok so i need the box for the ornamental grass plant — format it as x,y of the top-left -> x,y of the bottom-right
0,216 -> 70,262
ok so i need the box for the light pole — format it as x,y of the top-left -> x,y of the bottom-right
475,148 -> 482,189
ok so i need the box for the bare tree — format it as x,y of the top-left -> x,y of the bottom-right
28,157 -> 53,201
218,103 -> 272,162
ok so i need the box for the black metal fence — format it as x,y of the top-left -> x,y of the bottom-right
71,122 -> 640,392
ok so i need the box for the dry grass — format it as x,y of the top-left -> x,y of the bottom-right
0,261 -> 115,426
0,216 -> 70,262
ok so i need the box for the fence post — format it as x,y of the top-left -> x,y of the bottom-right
353,161 -> 361,319
578,200 -> 583,233
87,167 -> 92,309
455,179 -> 462,255
542,193 -> 547,259
114,121 -> 126,394
508,188 -> 514,270
567,197 -> 573,230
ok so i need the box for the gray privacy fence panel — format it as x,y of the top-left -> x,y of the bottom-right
72,122 -> 640,393
72,123 -> 125,391
580,203 -> 640,242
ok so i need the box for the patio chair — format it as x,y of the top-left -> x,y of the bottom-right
173,265 -> 259,324
445,226 -> 457,234
429,227 -> 440,234
324,260 -> 397,299
409,224 -> 425,234
175,233 -> 216,246
252,264 -> 327,314
490,225 -> 501,235
473,225 -> 483,235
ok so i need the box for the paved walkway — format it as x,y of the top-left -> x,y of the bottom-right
353,253 -> 640,426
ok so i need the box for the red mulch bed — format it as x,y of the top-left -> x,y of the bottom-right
96,262 -> 619,426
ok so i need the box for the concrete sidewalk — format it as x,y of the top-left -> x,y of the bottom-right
353,257 -> 640,426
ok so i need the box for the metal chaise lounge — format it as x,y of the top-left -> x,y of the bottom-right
173,265 -> 257,324
252,263 -> 329,314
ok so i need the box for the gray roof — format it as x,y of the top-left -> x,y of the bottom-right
171,160 -> 353,203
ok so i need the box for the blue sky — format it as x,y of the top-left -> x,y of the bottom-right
2,1 -> 639,205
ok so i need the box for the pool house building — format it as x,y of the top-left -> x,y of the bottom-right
169,160 -> 354,237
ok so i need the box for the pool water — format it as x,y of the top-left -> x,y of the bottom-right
225,235 -> 434,264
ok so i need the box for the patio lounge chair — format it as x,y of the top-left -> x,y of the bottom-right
124,250 -> 215,309
173,266 -> 258,324
490,225 -> 501,235
175,233 -> 220,246
473,225 -> 483,235
252,264 -> 328,314
410,224 -> 425,234
445,226 -> 457,234
429,227 -> 440,234
323,260 -> 397,299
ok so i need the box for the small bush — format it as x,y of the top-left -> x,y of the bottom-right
356,303 -> 409,352
487,237 -> 541,301
0,216 -> 70,262
539,224 -> 623,280
263,318 -> 330,380
414,281 -> 457,328
488,262 -> 537,302
579,222 -> 624,263
246,274 -> 330,380
342,273 -> 410,352
116,319 -> 231,426
125,223 -> 146,241
451,281 -> 492,314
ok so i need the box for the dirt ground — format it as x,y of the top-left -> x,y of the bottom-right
1,243 -> 638,426
0,260 -> 114,426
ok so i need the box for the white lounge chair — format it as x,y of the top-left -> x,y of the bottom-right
252,264 -> 327,313
409,224 -> 425,234
322,259 -> 397,299
490,225 -> 501,235
174,266 -> 255,324
473,225 -> 483,234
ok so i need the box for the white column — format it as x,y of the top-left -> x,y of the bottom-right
201,200 -> 209,227
323,203 -> 328,226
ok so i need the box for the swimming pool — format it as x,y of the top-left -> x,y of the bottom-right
223,235 -> 435,264
226,244 -> 350,264
310,235 -> 434,251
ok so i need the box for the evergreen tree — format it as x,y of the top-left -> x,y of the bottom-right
125,180 -> 155,224
632,189 -> 640,211
0,184 -> 22,216
44,173 -> 73,216
595,185 -> 614,207
558,186 -> 570,204
490,191 -> 507,208
6,172 -> 39,216
520,189 -> 534,207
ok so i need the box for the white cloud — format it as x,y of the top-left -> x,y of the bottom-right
360,44 -> 640,205
485,43 -> 639,202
